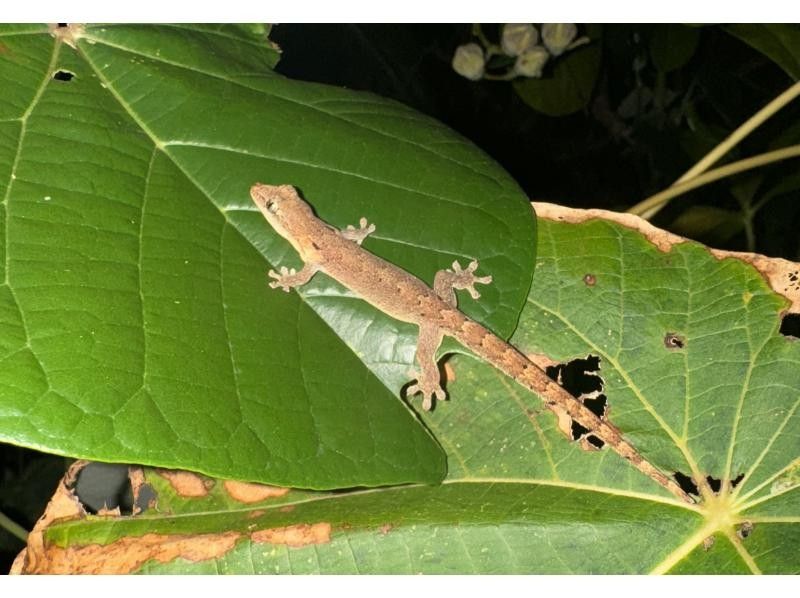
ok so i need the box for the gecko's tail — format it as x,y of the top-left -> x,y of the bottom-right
452,319 -> 695,504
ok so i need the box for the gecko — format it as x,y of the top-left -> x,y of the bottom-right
250,183 -> 693,504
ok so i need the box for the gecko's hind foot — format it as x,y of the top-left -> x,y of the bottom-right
449,260 -> 493,299
406,379 -> 447,411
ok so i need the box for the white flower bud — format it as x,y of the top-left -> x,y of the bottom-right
452,43 -> 486,81
501,23 -> 539,57
513,46 -> 549,78
542,23 -> 578,57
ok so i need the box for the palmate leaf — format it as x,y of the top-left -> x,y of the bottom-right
4,25 -> 799,574
0,24 -> 536,488
17,208 -> 800,574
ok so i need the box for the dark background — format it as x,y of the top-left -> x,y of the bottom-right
269,24 -> 799,257
2,23 -> 799,572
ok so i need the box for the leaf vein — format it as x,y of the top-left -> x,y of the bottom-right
80,34 -> 508,192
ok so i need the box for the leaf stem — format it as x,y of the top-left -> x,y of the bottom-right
680,81 -> 800,184
627,144 -> 800,217
0,510 -> 28,543
471,23 -> 503,57
484,71 -> 518,81
630,80 -> 800,219
742,206 -> 757,253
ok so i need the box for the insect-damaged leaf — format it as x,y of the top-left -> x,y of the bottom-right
15,204 -> 800,574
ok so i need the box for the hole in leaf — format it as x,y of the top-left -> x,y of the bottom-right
705,474 -> 744,493
584,434 -> 605,449
570,421 -> 601,444
72,463 -> 133,515
546,355 -> 607,446
583,394 -> 607,417
737,521 -> 754,539
673,471 -> 700,496
133,481 -> 157,514
545,355 -> 602,396
664,332 -> 686,349
570,395 -> 608,445
673,472 -> 745,496
780,313 -> 800,339
52,69 -> 75,82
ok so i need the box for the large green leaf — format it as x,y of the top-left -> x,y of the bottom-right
0,24 -> 537,488
4,24 -> 798,574
724,24 -> 800,80
650,24 -> 700,73
17,209 -> 799,573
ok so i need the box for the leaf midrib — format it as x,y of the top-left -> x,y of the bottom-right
52,477 -> 701,531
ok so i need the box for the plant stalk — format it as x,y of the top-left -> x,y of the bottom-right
631,80 -> 800,219
0,510 -> 28,543
628,144 -> 800,217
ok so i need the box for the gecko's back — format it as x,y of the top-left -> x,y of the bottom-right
317,229 -> 467,328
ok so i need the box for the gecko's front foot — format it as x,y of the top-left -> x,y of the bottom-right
448,260 -> 493,299
340,217 -> 376,245
406,377 -> 447,411
268,266 -> 303,292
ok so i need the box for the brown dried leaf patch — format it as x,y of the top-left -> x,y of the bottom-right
224,480 -> 289,503
11,462 -> 330,574
48,23 -> 85,49
11,461 -> 89,574
251,523 -> 332,548
159,470 -> 213,498
21,531 -> 241,574
17,521 -> 330,573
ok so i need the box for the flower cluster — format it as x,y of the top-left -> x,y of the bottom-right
452,24 -> 588,82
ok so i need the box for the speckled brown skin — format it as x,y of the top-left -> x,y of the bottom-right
251,183 -> 693,504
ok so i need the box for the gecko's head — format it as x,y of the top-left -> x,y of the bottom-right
250,183 -> 317,246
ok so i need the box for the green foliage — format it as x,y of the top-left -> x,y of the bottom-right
725,24 -> 800,80
650,25 -> 701,73
439,23 -> 800,256
39,215 -> 800,573
513,25 -> 602,116
2,24 -> 798,574
0,24 -> 535,489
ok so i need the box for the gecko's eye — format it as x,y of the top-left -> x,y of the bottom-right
266,200 -> 279,214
